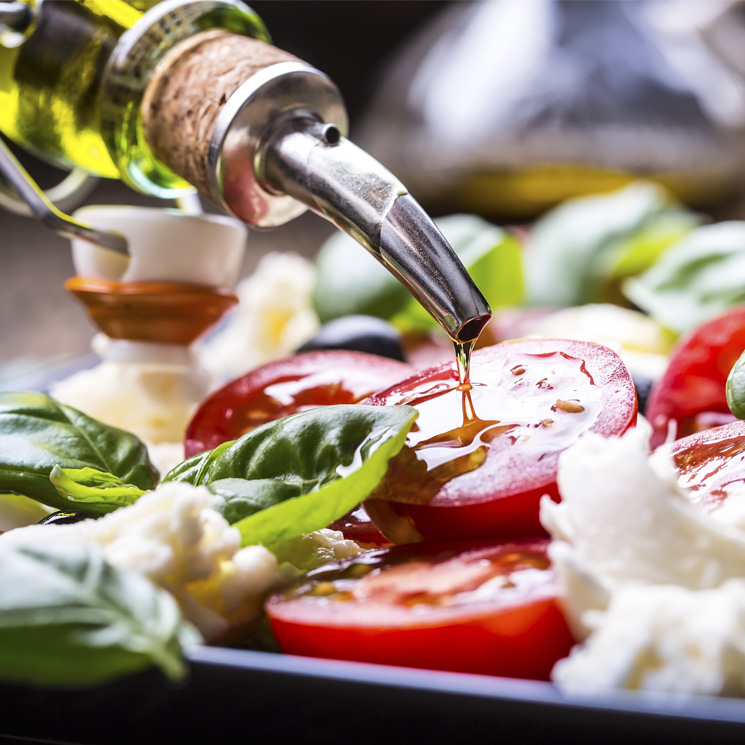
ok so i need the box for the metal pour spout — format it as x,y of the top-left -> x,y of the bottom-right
259,116 -> 492,342
191,59 -> 490,342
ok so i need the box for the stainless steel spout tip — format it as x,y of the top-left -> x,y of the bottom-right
379,195 -> 492,342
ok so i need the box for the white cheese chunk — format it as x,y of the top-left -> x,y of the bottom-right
542,423 -> 745,696
0,482 -> 282,642
553,580 -> 745,697
203,252 -> 319,378
50,359 -> 212,446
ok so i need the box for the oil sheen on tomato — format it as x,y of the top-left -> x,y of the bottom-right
266,538 -> 575,680
185,351 -> 414,456
672,420 -> 745,512
363,339 -> 637,543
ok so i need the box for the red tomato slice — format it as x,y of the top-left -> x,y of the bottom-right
646,307 -> 745,449
266,537 -> 575,680
185,350 -> 414,457
672,420 -> 745,512
362,339 -> 637,543
326,505 -> 392,546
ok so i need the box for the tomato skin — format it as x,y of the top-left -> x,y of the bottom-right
265,538 -> 575,680
364,481 -> 558,546
326,506 -> 391,547
672,420 -> 745,512
184,351 -> 414,457
646,307 -> 745,449
362,339 -> 637,543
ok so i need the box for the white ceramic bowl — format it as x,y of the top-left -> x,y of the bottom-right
70,205 -> 247,287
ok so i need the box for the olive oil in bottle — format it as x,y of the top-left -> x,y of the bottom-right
0,0 -> 268,195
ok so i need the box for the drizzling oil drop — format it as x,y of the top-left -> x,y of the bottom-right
452,313 -> 491,388
455,339 -> 476,389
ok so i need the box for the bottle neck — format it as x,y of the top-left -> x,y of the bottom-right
101,0 -> 269,197
0,0 -> 268,195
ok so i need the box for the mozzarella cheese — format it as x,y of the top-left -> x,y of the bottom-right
542,423 -> 745,694
553,580 -> 745,697
203,252 -> 320,378
50,359 -> 212,446
0,482 -> 282,642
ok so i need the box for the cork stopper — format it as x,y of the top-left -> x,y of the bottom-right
142,30 -> 300,202
65,277 -> 238,346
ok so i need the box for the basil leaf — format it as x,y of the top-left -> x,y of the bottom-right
313,231 -> 411,323
0,392 -> 157,512
0,541 -> 200,687
312,214 -> 522,327
165,404 -> 417,545
604,211 -> 700,281
205,478 -> 300,525
49,466 -> 147,513
624,222 -> 745,334
727,351 -> 745,420
525,181 -> 697,307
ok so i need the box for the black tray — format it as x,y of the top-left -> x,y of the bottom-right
2,646 -> 745,745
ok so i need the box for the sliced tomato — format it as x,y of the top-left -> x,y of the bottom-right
672,420 -> 745,512
326,505 -> 391,547
266,538 -> 575,680
185,350 -> 414,457
362,339 -> 637,543
646,306 -> 745,449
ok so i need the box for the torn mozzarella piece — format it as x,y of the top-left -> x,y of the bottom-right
0,482 -> 282,642
50,356 -> 212,446
203,252 -> 319,378
553,580 -> 745,697
541,424 -> 745,639
542,424 -> 745,696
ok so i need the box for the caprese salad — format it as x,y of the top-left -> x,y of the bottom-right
3,180 -> 745,700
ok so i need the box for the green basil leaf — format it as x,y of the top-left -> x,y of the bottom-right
624,222 -> 745,334
525,181 -> 696,307
312,214 -> 522,327
604,211 -> 701,280
727,351 -> 745,420
49,466 -> 147,513
312,231 -> 411,323
165,404 -> 417,545
0,541 -> 200,687
0,392 -> 158,512
205,478 -> 300,524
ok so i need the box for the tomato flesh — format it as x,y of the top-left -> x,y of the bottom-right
646,307 -> 745,449
672,420 -> 745,512
184,350 -> 414,457
266,538 -> 575,680
326,505 -> 391,547
362,339 -> 637,543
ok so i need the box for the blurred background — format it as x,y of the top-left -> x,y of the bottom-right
0,1 -> 448,371
2,0 -> 745,374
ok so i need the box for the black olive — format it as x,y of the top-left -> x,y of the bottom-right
39,511 -> 97,526
297,315 -> 406,361
633,373 -> 655,416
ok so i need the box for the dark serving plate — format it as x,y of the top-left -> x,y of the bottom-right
2,646 -> 745,745
3,358 -> 745,745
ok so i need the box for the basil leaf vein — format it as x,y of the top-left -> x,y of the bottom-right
165,404 -> 417,545
0,541 -> 200,687
0,392 -> 157,511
